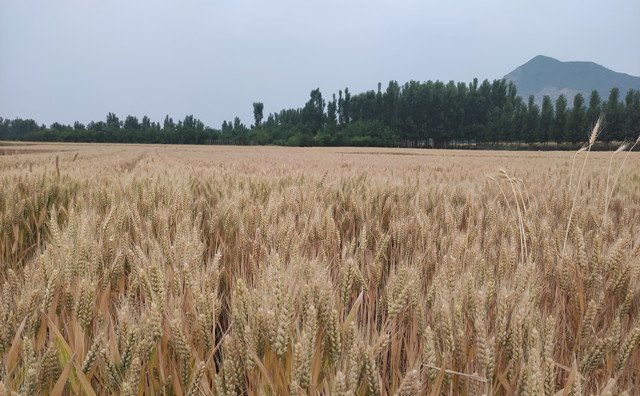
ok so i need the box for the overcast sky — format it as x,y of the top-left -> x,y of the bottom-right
1,0 -> 639,127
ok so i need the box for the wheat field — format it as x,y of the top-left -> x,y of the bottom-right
0,142 -> 639,395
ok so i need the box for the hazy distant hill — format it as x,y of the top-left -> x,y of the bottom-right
504,55 -> 640,105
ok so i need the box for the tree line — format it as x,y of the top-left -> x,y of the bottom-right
2,79 -> 639,148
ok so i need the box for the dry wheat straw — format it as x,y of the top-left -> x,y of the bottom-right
0,143 -> 638,394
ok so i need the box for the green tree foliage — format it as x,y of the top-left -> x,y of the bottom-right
586,90 -> 602,128
51,122 -> 71,132
124,115 -> 140,131
142,116 -> 151,130
568,93 -> 586,143
625,90 -> 640,139
540,96 -> 554,144
525,96 -> 540,144
3,83 -> 639,148
554,94 -> 569,144
605,88 -> 624,141
106,112 -> 120,131
326,94 -> 338,126
303,88 -> 325,133
338,88 -> 351,125
253,102 -> 264,128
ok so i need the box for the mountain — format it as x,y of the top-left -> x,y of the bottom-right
504,55 -> 640,105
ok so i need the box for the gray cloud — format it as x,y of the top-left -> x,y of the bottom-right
1,0 -> 639,127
